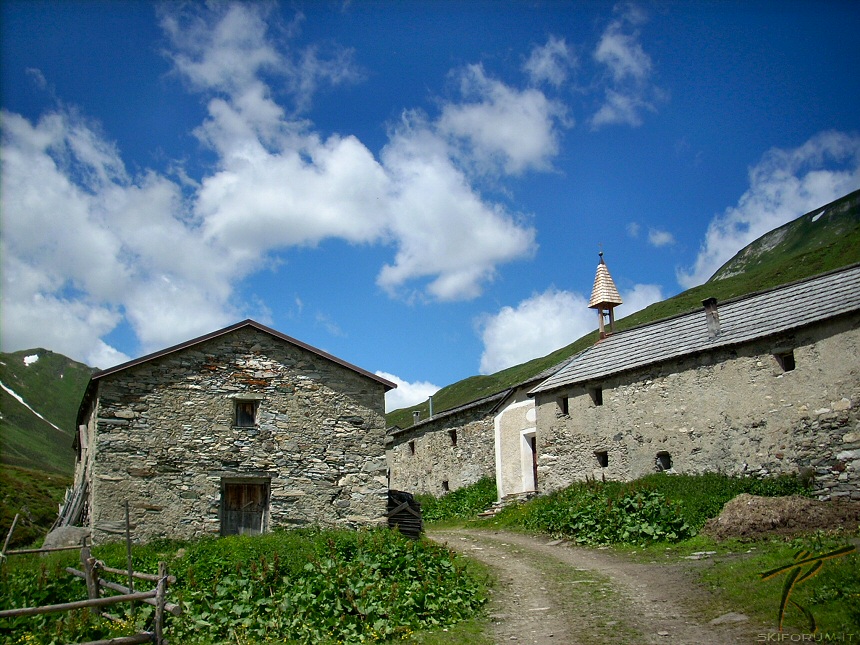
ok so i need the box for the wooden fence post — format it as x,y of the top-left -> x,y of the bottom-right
1,513 -> 19,558
125,501 -> 134,594
154,561 -> 167,645
81,546 -> 99,602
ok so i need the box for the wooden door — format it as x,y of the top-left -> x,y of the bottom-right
530,436 -> 538,491
221,482 -> 268,536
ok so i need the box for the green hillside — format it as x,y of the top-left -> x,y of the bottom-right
0,349 -> 93,475
387,189 -> 860,428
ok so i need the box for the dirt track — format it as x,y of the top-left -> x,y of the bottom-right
429,529 -> 769,645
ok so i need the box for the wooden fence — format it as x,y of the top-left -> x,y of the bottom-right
1,513 -> 180,645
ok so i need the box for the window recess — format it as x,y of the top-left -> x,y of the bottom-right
558,396 -> 569,415
234,400 -> 259,427
774,350 -> 796,372
656,451 -> 673,472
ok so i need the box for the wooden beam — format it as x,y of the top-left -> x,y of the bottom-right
97,564 -> 176,584
77,633 -> 154,645
66,568 -> 182,616
4,544 -> 83,555
0,589 -> 156,618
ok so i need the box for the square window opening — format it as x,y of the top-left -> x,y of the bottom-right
442,480 -> 450,492
656,451 -> 673,472
595,450 -> 609,468
589,387 -> 604,406
775,350 -> 796,372
558,396 -> 569,415
235,400 -> 258,427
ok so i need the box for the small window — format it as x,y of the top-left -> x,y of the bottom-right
656,451 -> 672,471
235,400 -> 258,427
595,450 -> 608,468
448,429 -> 458,447
408,440 -> 416,455
442,480 -> 450,492
558,396 -> 569,415
775,350 -> 796,372
589,387 -> 603,406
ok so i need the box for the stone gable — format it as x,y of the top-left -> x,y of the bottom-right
81,325 -> 389,543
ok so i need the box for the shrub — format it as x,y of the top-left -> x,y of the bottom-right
492,473 -> 811,546
632,472 -> 812,530
0,528 -> 487,645
506,482 -> 693,546
417,477 -> 497,522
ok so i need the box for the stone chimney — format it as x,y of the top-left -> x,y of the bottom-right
702,297 -> 721,338
588,252 -> 623,338
412,411 -> 421,425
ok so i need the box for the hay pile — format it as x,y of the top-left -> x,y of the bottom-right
701,494 -> 860,541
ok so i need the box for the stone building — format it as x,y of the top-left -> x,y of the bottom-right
387,260 -> 860,504
530,264 -> 860,500
69,320 -> 395,543
386,392 -> 503,495
386,254 -> 622,501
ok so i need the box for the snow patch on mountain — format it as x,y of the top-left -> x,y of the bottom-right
0,379 -> 69,435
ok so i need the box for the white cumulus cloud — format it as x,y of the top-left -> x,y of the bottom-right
477,282 -> 663,374
0,2 -> 549,365
376,371 -> 440,414
523,35 -> 577,88
648,228 -> 676,248
590,3 -> 660,129
438,63 -> 570,176
677,131 -> 860,288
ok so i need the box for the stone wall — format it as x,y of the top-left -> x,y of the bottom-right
534,314 -> 860,500
387,401 -> 497,496
86,326 -> 389,543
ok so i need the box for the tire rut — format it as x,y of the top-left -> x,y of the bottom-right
430,529 -> 767,645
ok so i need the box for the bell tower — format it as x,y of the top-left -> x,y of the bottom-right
588,252 -> 623,338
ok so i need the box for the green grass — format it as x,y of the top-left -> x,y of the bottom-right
0,349 -> 91,476
416,477 -> 498,523
386,190 -> 860,429
0,527 -> 489,645
699,533 -> 860,634
403,619 -> 493,645
0,465 -> 72,550
472,472 -> 812,542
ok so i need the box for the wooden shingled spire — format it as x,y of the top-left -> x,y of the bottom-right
588,252 -> 623,338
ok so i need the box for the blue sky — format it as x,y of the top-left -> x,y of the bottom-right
2,1 -> 859,412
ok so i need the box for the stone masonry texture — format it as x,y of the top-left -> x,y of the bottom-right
534,314 -> 860,500
387,401 -> 496,496
84,326 -> 389,543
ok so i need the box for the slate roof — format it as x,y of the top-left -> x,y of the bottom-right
531,264 -> 860,395
387,389 -> 510,438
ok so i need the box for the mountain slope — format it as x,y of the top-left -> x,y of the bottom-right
0,349 -> 93,475
387,189 -> 860,428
